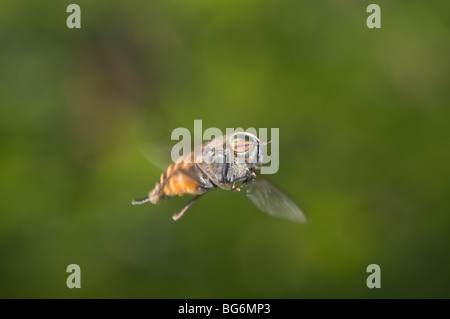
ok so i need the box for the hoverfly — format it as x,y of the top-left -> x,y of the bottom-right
132,132 -> 306,223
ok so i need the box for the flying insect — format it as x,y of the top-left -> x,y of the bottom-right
132,132 -> 306,223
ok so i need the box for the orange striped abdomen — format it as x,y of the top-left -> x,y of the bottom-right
148,161 -> 205,204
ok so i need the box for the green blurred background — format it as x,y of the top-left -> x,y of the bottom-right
0,0 -> 449,298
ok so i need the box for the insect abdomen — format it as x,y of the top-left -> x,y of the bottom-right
149,160 -> 211,203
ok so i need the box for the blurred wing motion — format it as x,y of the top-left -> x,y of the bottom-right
137,140 -> 172,172
246,177 -> 307,224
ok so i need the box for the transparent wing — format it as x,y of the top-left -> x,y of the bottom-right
246,177 -> 307,223
138,141 -> 172,172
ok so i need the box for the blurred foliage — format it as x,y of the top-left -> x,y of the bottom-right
0,0 -> 449,298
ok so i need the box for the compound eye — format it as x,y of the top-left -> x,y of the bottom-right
230,134 -> 253,154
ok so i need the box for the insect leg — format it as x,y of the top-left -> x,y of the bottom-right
229,161 -> 234,183
132,197 -> 151,205
241,168 -> 256,188
172,193 -> 205,221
